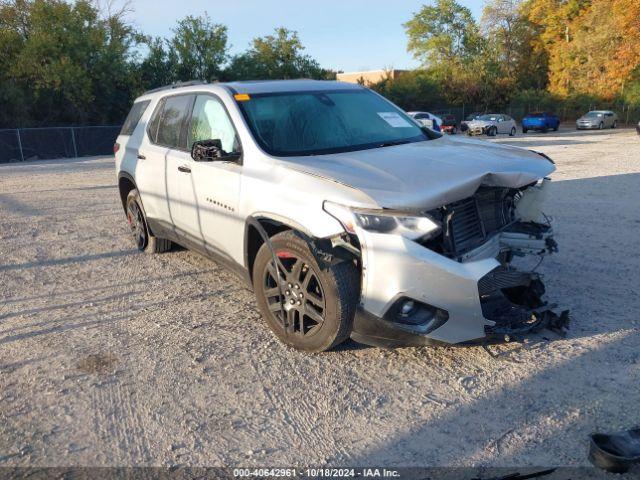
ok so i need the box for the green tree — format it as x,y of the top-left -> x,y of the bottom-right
169,14 -> 228,81
482,0 -> 547,90
138,36 -> 177,89
0,0 -> 141,127
404,0 -> 482,67
225,28 -> 331,80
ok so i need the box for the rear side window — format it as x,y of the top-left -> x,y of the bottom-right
156,95 -> 194,149
147,99 -> 164,143
120,100 -> 150,136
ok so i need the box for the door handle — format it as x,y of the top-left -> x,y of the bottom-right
178,165 -> 191,173
137,153 -> 146,160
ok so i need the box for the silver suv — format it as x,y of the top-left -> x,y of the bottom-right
115,80 -> 567,352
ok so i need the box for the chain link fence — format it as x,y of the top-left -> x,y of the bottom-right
0,126 -> 121,164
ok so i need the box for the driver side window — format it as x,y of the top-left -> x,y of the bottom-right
189,95 -> 239,154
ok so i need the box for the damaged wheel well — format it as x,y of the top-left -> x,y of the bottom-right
244,217 -> 362,288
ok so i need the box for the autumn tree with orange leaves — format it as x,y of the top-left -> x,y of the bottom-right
524,0 -> 640,100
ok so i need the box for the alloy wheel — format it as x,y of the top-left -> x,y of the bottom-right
263,251 -> 326,337
127,200 -> 147,249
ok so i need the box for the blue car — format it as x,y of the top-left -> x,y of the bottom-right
522,112 -> 560,133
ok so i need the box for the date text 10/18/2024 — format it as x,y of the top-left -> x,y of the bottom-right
233,468 -> 400,478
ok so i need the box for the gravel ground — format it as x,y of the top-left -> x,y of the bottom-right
0,127 -> 639,473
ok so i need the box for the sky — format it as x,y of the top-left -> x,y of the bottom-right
129,0 -> 485,72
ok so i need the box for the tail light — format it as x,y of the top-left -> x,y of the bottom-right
113,142 -> 120,154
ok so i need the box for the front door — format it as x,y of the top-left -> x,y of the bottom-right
179,94 -> 243,261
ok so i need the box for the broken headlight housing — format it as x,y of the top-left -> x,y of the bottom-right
324,201 -> 441,241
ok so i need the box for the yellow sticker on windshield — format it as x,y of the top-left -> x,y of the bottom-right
234,93 -> 251,101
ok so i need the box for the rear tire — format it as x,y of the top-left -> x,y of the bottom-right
522,128 -> 528,134
125,189 -> 172,254
612,120 -> 617,129
253,231 -> 359,352
509,127 -> 516,136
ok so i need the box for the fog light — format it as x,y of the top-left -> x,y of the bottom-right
400,300 -> 415,317
385,297 -> 450,333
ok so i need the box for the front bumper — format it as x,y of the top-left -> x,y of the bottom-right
351,225 -> 566,347
468,126 -> 487,135
577,123 -> 598,129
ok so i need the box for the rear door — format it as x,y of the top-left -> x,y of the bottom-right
154,94 -> 197,234
133,98 -> 172,225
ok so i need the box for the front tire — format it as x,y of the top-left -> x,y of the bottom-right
253,231 -> 359,352
487,126 -> 497,137
599,122 -> 604,130
125,189 -> 172,253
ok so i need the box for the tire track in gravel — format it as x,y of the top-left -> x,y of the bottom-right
91,381 -> 152,464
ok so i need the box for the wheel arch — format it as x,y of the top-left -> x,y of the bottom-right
244,215 -> 308,286
117,172 -> 137,213
243,214 -> 357,287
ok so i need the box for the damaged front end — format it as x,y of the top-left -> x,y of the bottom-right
419,178 -> 569,341
345,175 -> 569,347
479,266 -> 569,341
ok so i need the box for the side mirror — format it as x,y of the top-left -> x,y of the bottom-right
191,139 -> 224,161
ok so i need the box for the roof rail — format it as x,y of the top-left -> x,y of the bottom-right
143,80 -> 208,95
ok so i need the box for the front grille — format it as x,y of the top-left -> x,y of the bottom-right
442,187 -> 513,256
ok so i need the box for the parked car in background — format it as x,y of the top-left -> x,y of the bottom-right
407,111 -> 441,132
466,114 -> 517,137
460,112 -> 482,132
576,110 -> 618,130
522,112 -> 560,133
440,114 -> 458,134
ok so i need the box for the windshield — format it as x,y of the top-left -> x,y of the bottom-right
478,114 -> 499,121
585,111 -> 603,118
236,89 -> 431,156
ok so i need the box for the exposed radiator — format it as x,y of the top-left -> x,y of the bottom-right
444,188 -> 513,255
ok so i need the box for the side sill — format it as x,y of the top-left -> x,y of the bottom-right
146,218 -> 253,290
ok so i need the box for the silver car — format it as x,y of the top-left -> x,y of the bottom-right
576,110 -> 618,130
466,114 -> 517,137
115,80 -> 567,351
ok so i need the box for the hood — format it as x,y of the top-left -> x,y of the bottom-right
467,119 -> 495,128
275,136 -> 555,211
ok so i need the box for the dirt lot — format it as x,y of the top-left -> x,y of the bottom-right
1,128 -> 639,472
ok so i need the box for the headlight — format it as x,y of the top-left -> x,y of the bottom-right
324,201 -> 441,241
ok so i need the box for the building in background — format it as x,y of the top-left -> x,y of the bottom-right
336,69 -> 407,86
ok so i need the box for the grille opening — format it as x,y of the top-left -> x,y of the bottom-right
423,187 -> 516,258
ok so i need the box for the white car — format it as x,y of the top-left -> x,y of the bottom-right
467,113 -> 517,137
115,80 -> 567,352
407,111 -> 442,131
